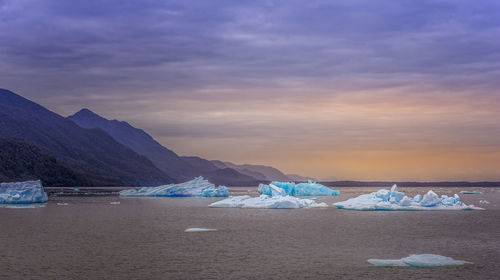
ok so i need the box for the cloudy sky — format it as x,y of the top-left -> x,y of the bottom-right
1,0 -> 500,181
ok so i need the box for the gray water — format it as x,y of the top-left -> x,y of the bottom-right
1,187 -> 499,279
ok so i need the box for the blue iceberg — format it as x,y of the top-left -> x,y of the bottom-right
334,185 -> 482,210
0,180 -> 48,204
209,194 -> 328,209
119,176 -> 229,197
368,254 -> 472,267
210,183 -> 327,209
258,181 -> 339,197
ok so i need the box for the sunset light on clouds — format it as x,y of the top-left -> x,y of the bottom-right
1,0 -> 499,180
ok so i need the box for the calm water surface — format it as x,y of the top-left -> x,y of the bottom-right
1,187 -> 499,279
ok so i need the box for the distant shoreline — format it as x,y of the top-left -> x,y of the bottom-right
321,181 -> 500,188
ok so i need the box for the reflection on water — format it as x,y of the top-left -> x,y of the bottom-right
0,187 -> 499,279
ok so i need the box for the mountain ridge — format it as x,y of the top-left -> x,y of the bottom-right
0,88 -> 173,186
68,108 -> 313,184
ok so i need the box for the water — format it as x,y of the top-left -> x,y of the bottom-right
1,187 -> 499,279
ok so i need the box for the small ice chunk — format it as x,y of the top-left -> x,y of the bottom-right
57,202 -> 69,206
459,190 -> 481,194
367,258 -> 408,267
368,254 -> 472,267
184,228 -> 217,232
110,201 -> 120,205
120,177 -> 229,197
402,254 -> 472,267
479,200 -> 489,204
0,180 -> 48,204
258,181 -> 339,197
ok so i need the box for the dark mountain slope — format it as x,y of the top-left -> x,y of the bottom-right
203,168 -> 261,186
0,138 -> 87,187
68,109 -> 259,184
0,88 -> 173,186
212,161 -> 291,181
69,108 -> 195,181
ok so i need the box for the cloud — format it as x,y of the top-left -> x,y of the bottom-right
1,0 -> 500,180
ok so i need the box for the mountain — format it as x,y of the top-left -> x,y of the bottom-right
211,160 -> 268,180
68,108 -> 195,181
285,174 -> 318,182
202,168 -> 260,186
211,161 -> 291,181
68,109 -> 259,184
0,88 -> 173,186
0,138 -> 87,187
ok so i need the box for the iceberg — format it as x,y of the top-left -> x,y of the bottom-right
0,180 -> 48,204
184,228 -> 217,232
368,254 -> 472,267
258,181 -> 339,197
119,177 -> 229,197
209,194 -> 328,209
479,200 -> 489,204
459,190 -> 481,194
334,185 -> 483,210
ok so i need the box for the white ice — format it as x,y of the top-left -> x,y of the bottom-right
258,181 -> 339,196
334,185 -> 483,210
0,180 -> 48,204
184,228 -> 217,232
209,194 -> 328,209
459,190 -> 481,194
110,201 -> 120,205
368,254 -> 472,267
479,200 -> 489,204
119,177 -> 229,197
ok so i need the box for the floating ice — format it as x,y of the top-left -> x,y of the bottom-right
1,204 -> 46,209
57,202 -> 69,206
479,200 -> 489,204
0,180 -> 48,204
209,194 -> 328,209
258,181 -> 339,197
119,177 -> 229,197
334,185 -> 482,210
459,190 -> 481,194
368,254 -> 472,267
110,201 -> 120,205
184,228 -> 217,232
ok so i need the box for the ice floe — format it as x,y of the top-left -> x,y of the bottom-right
368,254 -> 472,267
459,190 -> 481,194
209,194 -> 328,209
334,185 -> 483,210
119,177 -> 229,197
258,181 -> 339,197
57,202 -> 69,206
0,180 -> 48,204
479,200 -> 489,204
184,228 -> 217,232
110,201 -> 120,205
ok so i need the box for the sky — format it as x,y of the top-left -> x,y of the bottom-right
1,0 -> 500,181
